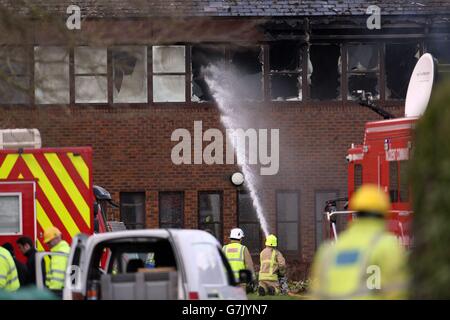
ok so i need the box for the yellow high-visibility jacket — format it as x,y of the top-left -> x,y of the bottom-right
46,240 -> 70,290
223,242 -> 247,281
0,247 -> 20,292
309,218 -> 409,300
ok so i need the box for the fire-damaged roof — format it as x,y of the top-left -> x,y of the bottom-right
1,0 -> 450,18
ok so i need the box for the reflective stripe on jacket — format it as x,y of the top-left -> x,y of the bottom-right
223,242 -> 246,281
46,241 -> 70,290
0,247 -> 20,292
259,247 -> 279,281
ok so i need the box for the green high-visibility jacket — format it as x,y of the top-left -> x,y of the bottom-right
0,247 -> 20,292
46,240 -> 70,290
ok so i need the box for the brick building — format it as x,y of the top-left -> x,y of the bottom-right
1,0 -> 449,278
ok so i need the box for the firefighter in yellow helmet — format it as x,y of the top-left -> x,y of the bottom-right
0,246 -> 20,292
309,184 -> 409,299
43,226 -> 70,294
258,234 -> 286,296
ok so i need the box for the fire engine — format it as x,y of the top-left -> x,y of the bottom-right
324,53 -> 436,248
0,129 -> 117,263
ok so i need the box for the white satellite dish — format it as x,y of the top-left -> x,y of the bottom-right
405,53 -> 435,117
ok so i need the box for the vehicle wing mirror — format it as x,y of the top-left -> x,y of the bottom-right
238,269 -> 253,284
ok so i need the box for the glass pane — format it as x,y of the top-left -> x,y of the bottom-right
0,195 -> 20,234
277,192 -> 298,221
75,47 -> 107,74
159,192 -> 183,228
193,243 -> 226,285
112,46 -> 147,103
354,164 -> 363,190
277,222 -> 298,251
239,223 -> 261,254
427,41 -> 450,74
199,193 -> 221,223
75,76 -> 107,103
120,192 -> 145,229
230,46 -> 263,101
348,44 -> 379,72
348,73 -> 379,100
399,160 -> 410,202
34,46 -> 69,104
199,223 -> 222,242
0,46 -> 27,75
270,74 -> 301,101
386,43 -> 419,99
389,161 -> 399,203
310,44 -> 341,100
270,42 -> 302,72
152,46 -> 185,73
238,192 -> 257,222
0,76 -> 29,104
153,75 -> 185,102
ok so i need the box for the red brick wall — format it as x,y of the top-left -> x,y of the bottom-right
0,102 -> 404,279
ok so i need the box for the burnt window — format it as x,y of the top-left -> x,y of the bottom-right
276,191 -> 299,253
153,45 -> 186,102
269,42 -> 303,101
191,45 -> 225,102
159,192 -> 184,228
0,46 -> 29,104
389,161 -> 409,203
385,43 -> 420,100
238,191 -> 261,254
310,44 -> 341,100
427,41 -> 450,76
230,45 -> 263,101
75,47 -> 108,103
120,192 -> 146,229
347,44 -> 380,100
198,192 -> 222,241
354,164 -> 363,190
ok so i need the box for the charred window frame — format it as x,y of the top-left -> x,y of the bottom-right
237,191 -> 262,255
198,191 -> 223,242
345,43 -> 381,101
268,42 -> 303,101
0,46 -> 30,105
159,191 -> 184,229
309,43 -> 342,101
426,40 -> 450,76
152,45 -> 186,103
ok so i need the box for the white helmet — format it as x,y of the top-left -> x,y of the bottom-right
230,228 -> 244,240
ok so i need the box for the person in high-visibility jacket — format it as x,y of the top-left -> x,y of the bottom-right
43,227 -> 70,291
222,228 -> 255,285
309,184 -> 409,299
0,246 -> 20,292
258,234 -> 286,296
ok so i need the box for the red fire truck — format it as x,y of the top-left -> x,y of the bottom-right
324,53 -> 436,248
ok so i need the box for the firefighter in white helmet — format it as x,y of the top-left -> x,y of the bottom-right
222,228 -> 255,290
258,234 -> 286,296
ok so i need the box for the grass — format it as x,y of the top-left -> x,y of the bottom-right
247,293 -> 309,300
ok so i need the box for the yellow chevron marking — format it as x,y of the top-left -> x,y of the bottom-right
45,153 -> 90,227
0,154 -> 19,179
67,153 -> 89,188
22,154 -> 80,238
36,200 -> 53,232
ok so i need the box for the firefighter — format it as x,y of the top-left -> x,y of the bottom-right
222,228 -> 255,289
43,227 -> 70,293
0,245 -> 20,292
258,234 -> 286,296
309,184 -> 409,299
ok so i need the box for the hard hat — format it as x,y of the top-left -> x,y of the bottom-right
230,228 -> 244,240
43,226 -> 62,243
265,234 -> 277,247
349,184 -> 391,217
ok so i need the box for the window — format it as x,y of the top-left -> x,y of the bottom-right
310,44 -> 341,100
193,243 -> 227,285
191,45 -> 225,102
427,41 -> 450,76
112,46 -> 147,103
120,192 -> 146,229
276,191 -> 299,252
74,47 -> 107,103
347,44 -> 380,100
238,191 -> 261,254
354,164 -> 363,190
0,46 -> 29,104
159,192 -> 184,228
269,42 -> 303,101
230,45 -> 263,101
34,46 -> 69,104
198,192 -> 222,241
0,194 -> 21,234
152,45 -> 186,102
389,161 -> 409,203
315,191 -> 338,248
385,43 -> 420,99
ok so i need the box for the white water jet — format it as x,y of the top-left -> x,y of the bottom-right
204,64 -> 269,237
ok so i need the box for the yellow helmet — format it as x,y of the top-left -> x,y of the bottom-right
349,184 -> 391,217
265,234 -> 278,247
43,226 -> 62,243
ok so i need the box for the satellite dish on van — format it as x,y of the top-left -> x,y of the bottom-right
405,53 -> 435,117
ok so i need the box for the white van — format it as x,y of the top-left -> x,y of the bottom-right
38,229 -> 250,300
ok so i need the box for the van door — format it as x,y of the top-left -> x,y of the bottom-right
63,233 -> 89,300
0,181 -> 36,263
